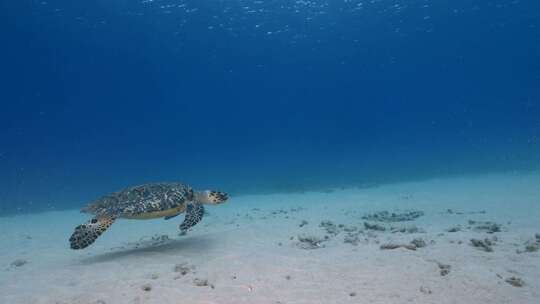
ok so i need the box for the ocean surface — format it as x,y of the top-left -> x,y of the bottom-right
1,1 -> 539,213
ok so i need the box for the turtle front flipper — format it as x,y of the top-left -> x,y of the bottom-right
69,216 -> 115,249
179,203 -> 204,234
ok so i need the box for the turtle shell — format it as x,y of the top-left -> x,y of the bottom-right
81,182 -> 194,217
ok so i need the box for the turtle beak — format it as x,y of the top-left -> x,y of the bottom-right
210,191 -> 228,204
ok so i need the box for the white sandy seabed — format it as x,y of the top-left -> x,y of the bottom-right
1,172 -> 539,304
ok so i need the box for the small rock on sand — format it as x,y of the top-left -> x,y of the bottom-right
297,234 -> 326,249
320,220 -> 340,235
10,259 -> 27,267
391,225 -> 423,234
470,238 -> 494,252
469,220 -> 502,233
141,284 -> 152,292
446,225 -> 461,233
174,262 -> 195,275
343,225 -> 358,232
380,243 -> 417,251
344,234 -> 360,246
437,263 -> 451,276
193,278 -> 209,287
524,240 -> 540,253
411,238 -> 427,248
299,220 -> 308,227
419,286 -> 432,294
150,234 -> 170,245
364,222 -> 386,231
505,277 -> 525,287
362,210 -> 424,222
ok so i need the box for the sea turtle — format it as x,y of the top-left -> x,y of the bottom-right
69,182 -> 228,250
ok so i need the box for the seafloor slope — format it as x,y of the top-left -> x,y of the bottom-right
1,172 -> 539,304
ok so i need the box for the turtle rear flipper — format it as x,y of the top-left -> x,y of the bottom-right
69,216 -> 115,249
179,203 -> 204,234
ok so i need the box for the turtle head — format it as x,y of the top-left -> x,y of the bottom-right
195,190 -> 228,205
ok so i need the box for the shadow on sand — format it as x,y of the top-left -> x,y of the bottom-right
77,235 -> 216,265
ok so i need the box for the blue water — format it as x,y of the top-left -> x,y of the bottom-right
1,0 -> 539,215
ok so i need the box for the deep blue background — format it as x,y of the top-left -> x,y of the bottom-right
1,0 -> 539,214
